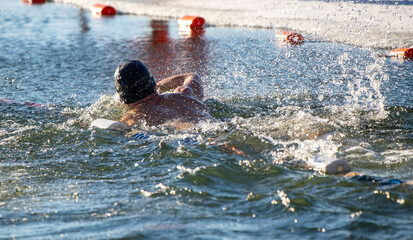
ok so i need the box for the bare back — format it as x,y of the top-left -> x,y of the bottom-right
120,73 -> 211,128
121,92 -> 211,127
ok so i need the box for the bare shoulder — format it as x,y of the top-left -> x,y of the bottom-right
121,109 -> 144,127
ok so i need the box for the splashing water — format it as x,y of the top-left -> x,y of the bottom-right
338,53 -> 389,124
1,1 -> 413,239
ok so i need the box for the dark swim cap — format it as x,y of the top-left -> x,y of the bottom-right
114,60 -> 156,104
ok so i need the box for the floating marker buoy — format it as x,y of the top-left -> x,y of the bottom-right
0,98 -> 51,109
90,118 -> 127,131
90,4 -> 116,16
178,16 -> 205,29
389,48 -> 413,59
275,31 -> 304,45
325,159 -> 351,174
22,0 -> 46,4
179,27 -> 205,38
307,156 -> 351,174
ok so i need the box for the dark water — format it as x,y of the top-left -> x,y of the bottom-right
1,1 -> 413,239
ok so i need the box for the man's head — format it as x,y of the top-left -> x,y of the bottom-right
114,60 -> 156,104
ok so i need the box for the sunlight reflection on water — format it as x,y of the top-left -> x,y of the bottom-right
1,1 -> 413,239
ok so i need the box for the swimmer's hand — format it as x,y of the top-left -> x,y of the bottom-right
156,73 -> 204,100
174,86 -> 194,95
90,118 -> 128,131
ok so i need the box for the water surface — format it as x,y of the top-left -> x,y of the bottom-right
1,2 -> 413,239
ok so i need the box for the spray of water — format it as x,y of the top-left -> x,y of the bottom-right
77,94 -> 127,126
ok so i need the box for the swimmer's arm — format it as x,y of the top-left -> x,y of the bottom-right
156,73 -> 204,100
120,111 -> 141,127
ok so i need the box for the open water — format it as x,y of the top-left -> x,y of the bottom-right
1,1 -> 413,239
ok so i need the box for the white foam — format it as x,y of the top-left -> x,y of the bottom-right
53,0 -> 413,48
381,149 -> 413,164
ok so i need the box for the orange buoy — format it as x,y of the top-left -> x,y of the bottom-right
275,31 -> 304,45
90,4 -> 116,16
178,16 -> 205,29
390,48 -> 413,59
22,0 -> 46,4
179,27 -> 205,38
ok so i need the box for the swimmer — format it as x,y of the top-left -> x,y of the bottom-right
114,60 -> 212,128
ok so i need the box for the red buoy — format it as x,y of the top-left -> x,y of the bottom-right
179,27 -> 205,38
275,31 -> 304,45
390,48 -> 413,59
22,0 -> 46,4
0,98 -> 50,108
178,16 -> 205,29
90,4 -> 116,16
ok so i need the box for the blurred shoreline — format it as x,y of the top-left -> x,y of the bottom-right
52,0 -> 413,48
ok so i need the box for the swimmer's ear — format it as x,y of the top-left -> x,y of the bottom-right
90,118 -> 128,131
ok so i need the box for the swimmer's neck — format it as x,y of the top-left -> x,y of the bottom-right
127,92 -> 160,108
